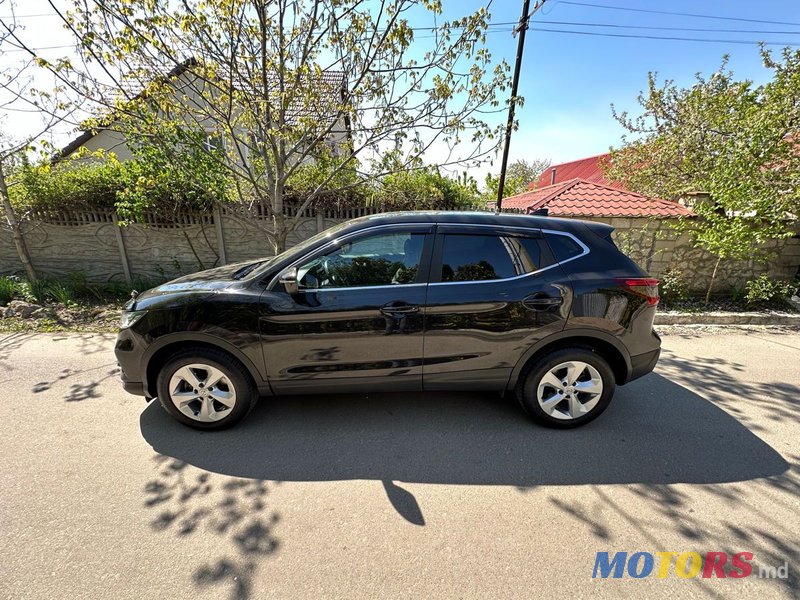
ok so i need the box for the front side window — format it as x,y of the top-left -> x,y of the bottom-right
297,231 -> 425,289
439,234 -> 544,282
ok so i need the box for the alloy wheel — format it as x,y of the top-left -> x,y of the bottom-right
536,360 -> 603,420
168,363 -> 237,422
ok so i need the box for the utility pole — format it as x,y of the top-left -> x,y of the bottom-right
496,0 -> 545,212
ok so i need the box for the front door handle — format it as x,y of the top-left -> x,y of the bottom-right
380,303 -> 420,316
523,293 -> 563,311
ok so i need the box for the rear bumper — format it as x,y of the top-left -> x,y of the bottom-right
627,347 -> 661,383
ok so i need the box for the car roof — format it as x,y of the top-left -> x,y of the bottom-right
350,210 -> 586,231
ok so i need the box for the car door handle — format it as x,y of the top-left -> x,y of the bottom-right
523,293 -> 563,311
380,303 -> 420,316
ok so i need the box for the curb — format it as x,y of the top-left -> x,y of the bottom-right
655,311 -> 800,326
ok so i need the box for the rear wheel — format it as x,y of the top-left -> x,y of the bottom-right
516,347 -> 615,428
156,348 -> 258,430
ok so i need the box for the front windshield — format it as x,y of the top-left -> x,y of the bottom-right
248,220 -> 354,278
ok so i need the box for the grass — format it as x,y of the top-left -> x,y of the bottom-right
0,276 -> 15,305
0,272 -> 163,333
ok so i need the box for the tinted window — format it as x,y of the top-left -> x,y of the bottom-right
298,232 -> 425,288
545,233 -> 584,263
504,236 -> 545,273
439,234 -> 517,282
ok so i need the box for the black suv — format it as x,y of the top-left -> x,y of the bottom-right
116,211 -> 661,430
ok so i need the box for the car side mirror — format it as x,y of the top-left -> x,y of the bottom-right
278,267 -> 299,295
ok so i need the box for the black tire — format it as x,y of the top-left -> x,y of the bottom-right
515,347 -> 616,429
156,347 -> 258,430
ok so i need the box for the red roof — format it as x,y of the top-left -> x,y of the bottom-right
503,178 -> 693,218
533,153 -> 626,190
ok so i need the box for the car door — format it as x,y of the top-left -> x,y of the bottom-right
422,224 -> 572,391
259,224 -> 434,394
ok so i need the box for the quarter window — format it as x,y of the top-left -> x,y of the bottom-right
297,231 -> 425,289
545,233 -> 584,262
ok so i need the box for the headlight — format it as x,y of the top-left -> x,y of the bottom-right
120,310 -> 147,329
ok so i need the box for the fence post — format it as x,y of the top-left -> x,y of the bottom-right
112,212 -> 133,285
316,208 -> 324,233
214,204 -> 227,265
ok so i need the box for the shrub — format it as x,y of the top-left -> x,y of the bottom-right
372,168 -> 478,210
744,274 -> 797,305
11,156 -> 123,212
0,276 -> 16,305
47,282 -> 77,305
659,268 -> 689,305
15,279 -> 46,303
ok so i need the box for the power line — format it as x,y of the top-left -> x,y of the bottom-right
536,20 -> 800,36
1,44 -> 75,53
530,27 -> 800,46
559,1 -> 800,28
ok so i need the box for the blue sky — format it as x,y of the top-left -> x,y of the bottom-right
443,0 -> 800,170
2,0 -> 799,178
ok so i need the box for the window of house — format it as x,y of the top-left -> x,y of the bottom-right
204,134 -> 225,152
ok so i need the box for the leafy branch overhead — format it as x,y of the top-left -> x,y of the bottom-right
24,0 -> 511,252
605,47 -> 800,300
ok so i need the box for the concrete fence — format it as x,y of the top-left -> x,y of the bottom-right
1,207 -> 798,292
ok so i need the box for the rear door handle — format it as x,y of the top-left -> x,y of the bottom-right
523,293 -> 563,311
380,303 -> 420,316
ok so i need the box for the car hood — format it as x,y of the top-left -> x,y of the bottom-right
128,260 -> 267,310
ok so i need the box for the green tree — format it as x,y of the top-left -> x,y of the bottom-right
29,0 -> 511,253
605,48 -> 800,301
484,158 -> 551,203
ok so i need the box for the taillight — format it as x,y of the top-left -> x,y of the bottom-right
617,277 -> 660,306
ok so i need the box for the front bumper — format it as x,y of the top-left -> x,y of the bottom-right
115,329 -> 148,397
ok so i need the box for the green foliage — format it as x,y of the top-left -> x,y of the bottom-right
744,274 -> 797,305
660,268 -> 689,305
284,149 -> 363,207
484,158 -> 551,202
607,48 -> 800,298
373,167 -> 479,210
0,276 -> 16,305
10,129 -> 231,219
115,126 -> 231,221
10,154 -> 123,212
46,282 -> 77,305
17,278 -> 49,304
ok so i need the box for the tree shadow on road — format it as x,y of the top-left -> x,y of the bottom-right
143,454 -> 280,600
141,373 -> 787,489
140,371 -> 795,598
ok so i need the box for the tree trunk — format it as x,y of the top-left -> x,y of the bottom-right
0,158 -> 37,281
271,212 -> 288,255
705,255 -> 722,304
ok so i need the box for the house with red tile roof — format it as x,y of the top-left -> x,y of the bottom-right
503,177 -> 693,218
533,153 -> 627,190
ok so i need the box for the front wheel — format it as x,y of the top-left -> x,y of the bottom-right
156,348 -> 258,430
516,348 -> 615,428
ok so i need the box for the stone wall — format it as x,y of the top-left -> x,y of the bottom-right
1,210 -> 798,292
584,216 -> 800,293
0,209 -> 344,284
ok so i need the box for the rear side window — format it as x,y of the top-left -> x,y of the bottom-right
438,234 -> 546,282
545,233 -> 584,263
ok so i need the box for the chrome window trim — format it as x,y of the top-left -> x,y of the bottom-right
428,227 -> 590,286
267,222 -> 589,292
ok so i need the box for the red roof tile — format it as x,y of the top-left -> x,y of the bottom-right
503,178 -> 693,218
533,153 -> 626,190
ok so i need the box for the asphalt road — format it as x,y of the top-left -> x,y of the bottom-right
1,327 -> 798,599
